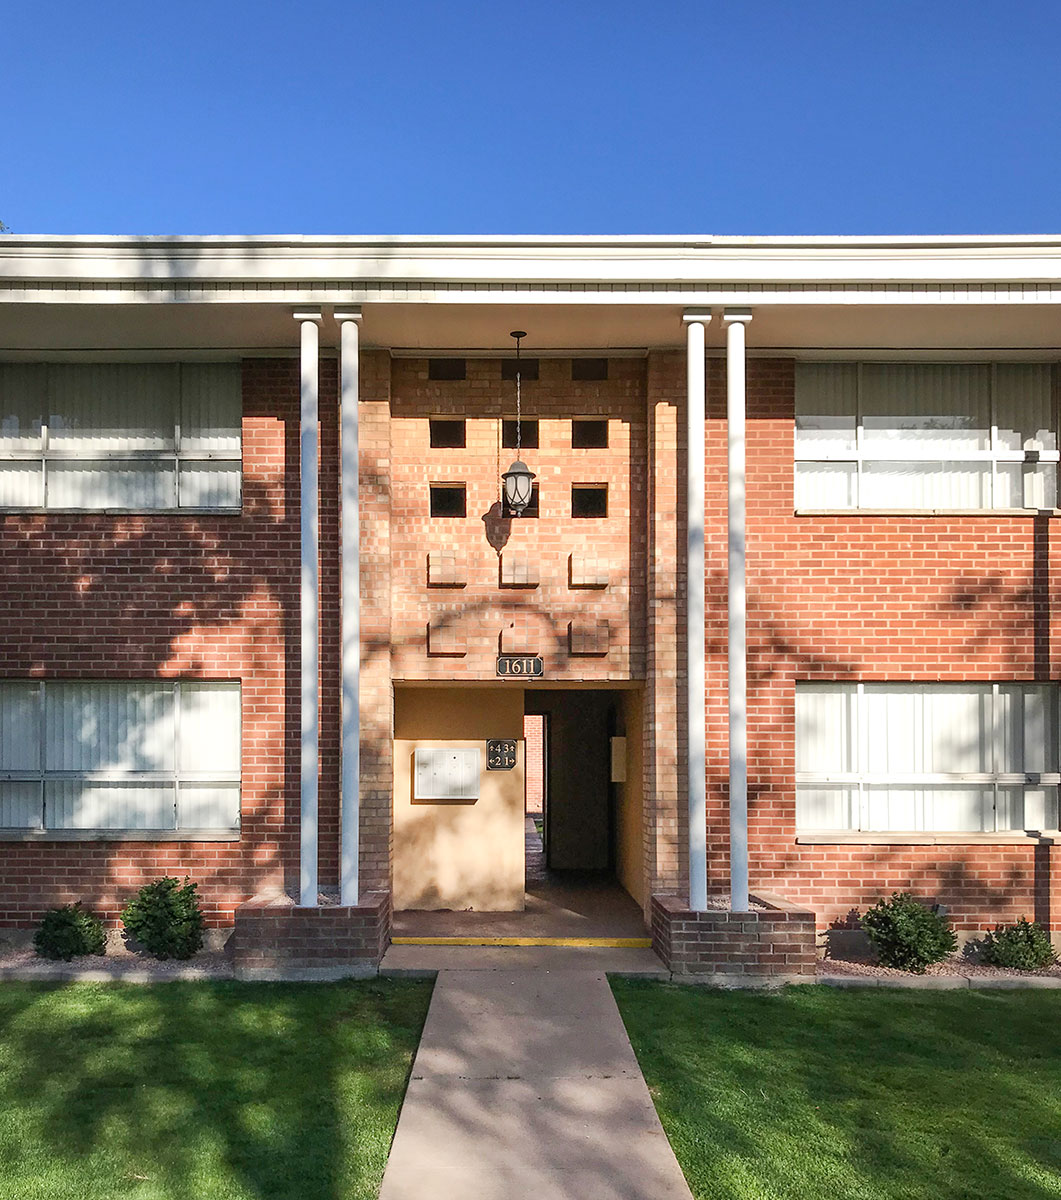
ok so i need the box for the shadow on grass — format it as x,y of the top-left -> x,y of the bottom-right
612,981 -> 1061,1200
0,979 -> 432,1200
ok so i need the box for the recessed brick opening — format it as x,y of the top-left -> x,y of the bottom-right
430,418 -> 466,448
428,358 -> 466,381
430,484 -> 466,517
572,484 -> 608,518
502,418 -> 539,449
571,357 -> 608,381
572,419 -> 609,448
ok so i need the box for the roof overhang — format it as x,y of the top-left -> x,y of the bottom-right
1,234 -> 1060,355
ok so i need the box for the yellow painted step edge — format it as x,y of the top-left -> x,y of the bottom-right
391,936 -> 653,948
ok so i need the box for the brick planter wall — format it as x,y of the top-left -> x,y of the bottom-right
652,892 -> 816,983
232,891 -> 391,980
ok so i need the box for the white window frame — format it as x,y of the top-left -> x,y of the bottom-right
0,680 -> 241,839
0,362 -> 243,513
796,682 -> 1061,834
795,361 -> 1060,511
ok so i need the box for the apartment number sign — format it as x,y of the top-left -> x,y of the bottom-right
486,739 -> 518,770
496,655 -> 544,678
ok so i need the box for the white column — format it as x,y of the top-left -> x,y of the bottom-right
723,308 -> 753,913
683,310 -> 710,912
337,309 -> 362,907
296,311 -> 322,907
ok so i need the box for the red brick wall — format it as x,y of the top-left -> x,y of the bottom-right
523,714 -> 544,814
0,360 -> 304,926
696,352 -> 1061,933
387,357 -> 647,682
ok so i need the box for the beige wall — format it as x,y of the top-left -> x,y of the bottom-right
616,688 -> 646,907
393,687 -> 526,911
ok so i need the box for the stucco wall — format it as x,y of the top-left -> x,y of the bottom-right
393,686 -> 526,911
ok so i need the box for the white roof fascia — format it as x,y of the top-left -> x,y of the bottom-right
2,234 -> 1061,295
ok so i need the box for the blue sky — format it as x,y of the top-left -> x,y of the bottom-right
3,1 -> 1058,236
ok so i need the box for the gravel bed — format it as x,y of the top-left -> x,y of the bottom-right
821,955 -> 1061,982
0,931 -> 234,980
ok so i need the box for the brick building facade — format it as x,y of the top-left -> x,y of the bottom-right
2,234 -> 1060,976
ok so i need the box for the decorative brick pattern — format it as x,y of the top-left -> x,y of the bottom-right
569,551 -> 610,589
427,614 -> 465,657
499,550 -> 539,588
427,550 -> 466,587
651,892 -> 817,980
232,890 -> 391,977
569,618 -> 610,656
388,357 -> 646,683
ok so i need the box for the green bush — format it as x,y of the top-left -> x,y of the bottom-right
121,877 -> 204,960
981,917 -> 1056,971
33,902 -> 106,961
861,892 -> 957,973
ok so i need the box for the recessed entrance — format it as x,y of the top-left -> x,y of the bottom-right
391,683 -> 646,944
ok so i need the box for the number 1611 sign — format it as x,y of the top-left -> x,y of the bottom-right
496,655 -> 544,677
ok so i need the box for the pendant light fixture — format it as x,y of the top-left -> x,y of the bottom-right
501,330 -> 536,516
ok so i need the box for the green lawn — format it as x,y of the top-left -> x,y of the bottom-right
612,981 -> 1061,1200
0,979 -> 432,1200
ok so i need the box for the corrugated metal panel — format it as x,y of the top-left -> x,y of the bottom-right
0,462 -> 43,507
178,783 -> 239,829
861,462 -> 990,508
0,782 -> 41,828
178,462 -> 240,508
862,364 -> 991,452
179,683 -> 241,773
0,363 -> 44,450
47,780 -> 174,829
45,682 -> 174,772
795,685 -> 855,772
48,363 -> 177,451
180,363 -> 241,452
996,363 -> 1055,452
48,461 -> 176,509
0,682 -> 40,770
794,462 -> 855,508
795,363 -> 857,453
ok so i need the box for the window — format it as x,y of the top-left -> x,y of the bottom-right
430,483 -> 466,517
572,484 -> 608,518
503,482 -> 539,518
502,419 -> 539,449
0,362 -> 242,511
795,363 -> 1057,510
0,680 -> 241,834
796,683 -> 1059,833
502,358 -> 539,381
430,419 -> 466,448
428,359 -> 466,381
572,358 -> 608,381
572,419 -> 609,449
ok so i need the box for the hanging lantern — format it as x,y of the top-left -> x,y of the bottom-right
502,458 -> 536,515
502,330 -> 535,516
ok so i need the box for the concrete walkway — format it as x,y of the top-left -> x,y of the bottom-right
379,967 -> 693,1200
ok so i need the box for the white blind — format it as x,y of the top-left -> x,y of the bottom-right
796,682 -> 1059,832
0,680 -> 240,832
795,362 -> 1058,510
0,362 -> 241,510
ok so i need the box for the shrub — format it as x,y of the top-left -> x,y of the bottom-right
34,902 -> 106,961
121,877 -> 204,960
860,891 -> 957,973
981,917 -> 1056,971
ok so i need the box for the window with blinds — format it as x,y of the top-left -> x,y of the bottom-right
795,363 -> 1058,510
0,681 -> 241,833
796,683 -> 1059,833
0,362 -> 242,510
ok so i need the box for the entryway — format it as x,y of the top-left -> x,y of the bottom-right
391,684 -> 647,945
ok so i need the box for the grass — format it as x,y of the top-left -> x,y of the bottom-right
611,981 -> 1061,1200
0,979 -> 432,1200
